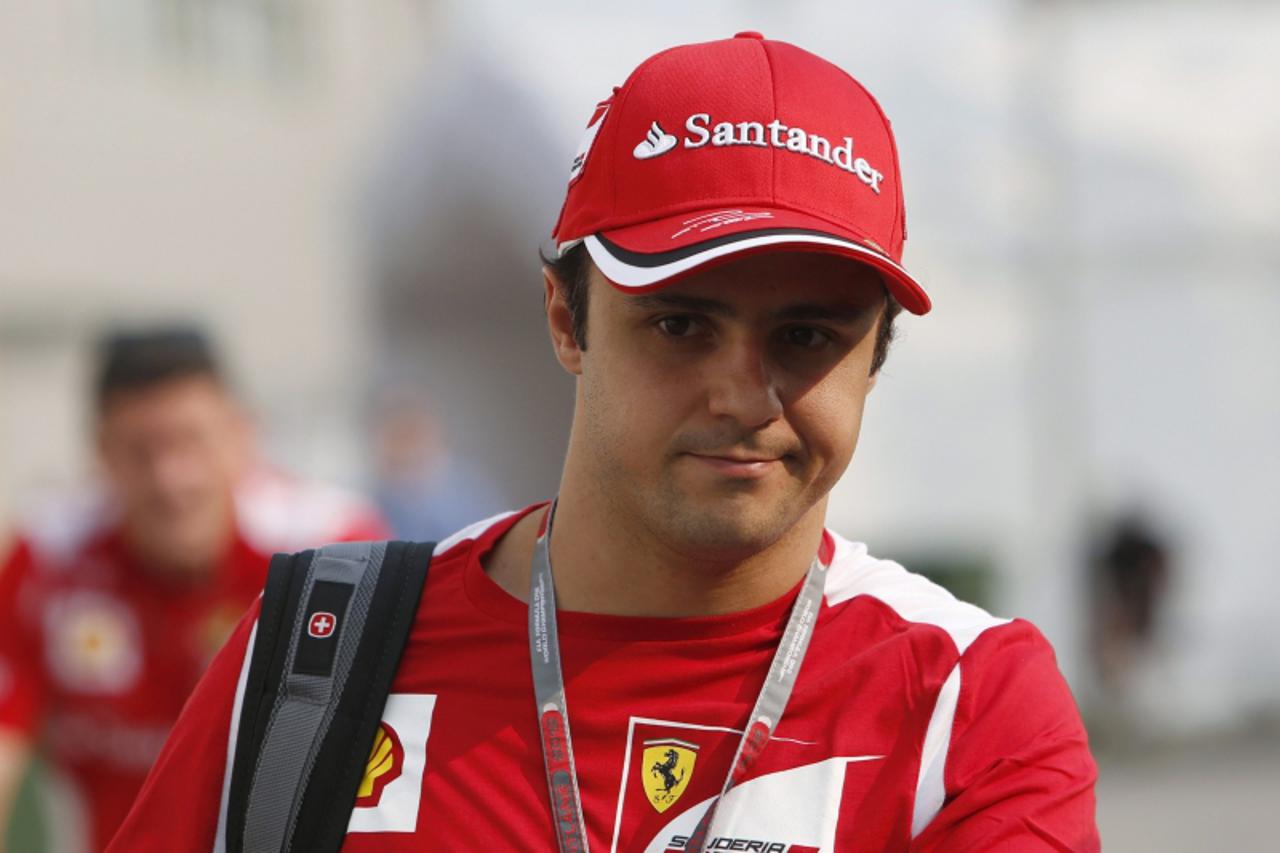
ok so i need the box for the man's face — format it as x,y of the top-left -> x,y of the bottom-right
560,251 -> 886,559
97,375 -> 249,573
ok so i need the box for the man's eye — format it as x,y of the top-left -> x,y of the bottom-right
657,316 -> 698,337
782,326 -> 830,349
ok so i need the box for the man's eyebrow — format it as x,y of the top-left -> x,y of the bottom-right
626,293 -> 736,316
775,303 -> 873,323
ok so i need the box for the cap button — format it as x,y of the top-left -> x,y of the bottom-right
734,31 -> 765,40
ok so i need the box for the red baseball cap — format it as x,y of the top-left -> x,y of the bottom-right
551,32 -> 931,315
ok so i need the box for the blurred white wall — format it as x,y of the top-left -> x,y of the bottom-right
1063,4 -> 1280,733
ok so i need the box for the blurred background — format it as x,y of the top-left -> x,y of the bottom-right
1,0 -> 1276,849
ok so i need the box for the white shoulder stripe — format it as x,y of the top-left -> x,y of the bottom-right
214,617 -> 259,853
234,473 -> 380,554
433,509 -> 521,556
822,532 -> 1010,655
822,532 -> 1008,840
911,664 -> 961,838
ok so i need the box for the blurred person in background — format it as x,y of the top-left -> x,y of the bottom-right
1092,514 -> 1171,684
1087,513 -> 1173,744
370,385 -> 508,540
0,326 -> 386,851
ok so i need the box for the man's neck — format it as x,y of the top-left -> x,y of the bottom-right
484,487 -> 827,618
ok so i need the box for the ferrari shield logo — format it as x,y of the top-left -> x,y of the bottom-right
641,738 -> 699,813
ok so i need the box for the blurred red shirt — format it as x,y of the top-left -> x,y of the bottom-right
0,471 -> 387,851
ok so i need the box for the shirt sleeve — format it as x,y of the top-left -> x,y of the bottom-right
909,619 -> 1100,852
107,596 -> 261,852
0,538 -> 46,737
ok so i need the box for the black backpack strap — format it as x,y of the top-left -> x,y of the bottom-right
291,540 -> 435,850
224,540 -> 434,853
226,547 -> 314,853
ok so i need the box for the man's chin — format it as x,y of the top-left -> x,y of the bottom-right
652,493 -> 798,557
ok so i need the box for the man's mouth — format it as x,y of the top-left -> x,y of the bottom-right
684,453 -> 783,478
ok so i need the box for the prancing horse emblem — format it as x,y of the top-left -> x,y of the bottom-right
652,749 -> 684,792
641,738 -> 699,813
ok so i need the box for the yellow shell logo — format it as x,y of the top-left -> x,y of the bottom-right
356,723 -> 404,807
641,739 -> 699,813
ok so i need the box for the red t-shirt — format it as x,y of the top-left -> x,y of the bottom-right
0,475 -> 387,852
110,505 -> 1098,851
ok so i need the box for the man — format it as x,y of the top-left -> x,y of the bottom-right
112,34 -> 1099,850
0,327 -> 386,850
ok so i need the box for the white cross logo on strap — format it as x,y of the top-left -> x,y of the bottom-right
308,611 -> 337,639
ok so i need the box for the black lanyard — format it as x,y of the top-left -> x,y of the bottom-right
528,502 -> 828,852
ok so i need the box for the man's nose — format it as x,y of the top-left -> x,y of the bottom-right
705,338 -> 783,429
147,446 -> 202,499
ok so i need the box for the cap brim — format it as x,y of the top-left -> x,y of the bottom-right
581,207 -> 931,315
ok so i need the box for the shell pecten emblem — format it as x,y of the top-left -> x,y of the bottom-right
356,723 -> 405,808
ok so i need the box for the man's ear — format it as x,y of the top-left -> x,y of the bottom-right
544,266 -> 583,375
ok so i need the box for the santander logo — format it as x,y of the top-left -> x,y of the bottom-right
633,113 -> 885,194
633,121 -> 678,159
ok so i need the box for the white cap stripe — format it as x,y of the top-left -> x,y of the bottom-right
584,232 -> 921,292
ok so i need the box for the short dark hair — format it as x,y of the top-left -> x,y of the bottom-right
94,326 -> 224,411
540,243 -> 902,375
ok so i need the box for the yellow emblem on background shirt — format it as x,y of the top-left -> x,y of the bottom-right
47,591 -> 141,693
642,738 -> 699,813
